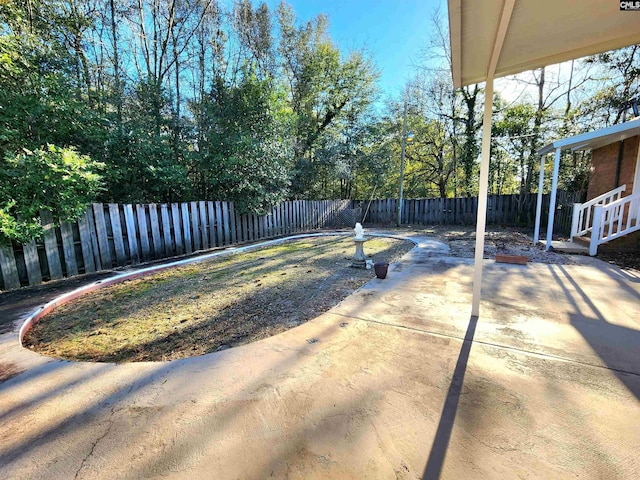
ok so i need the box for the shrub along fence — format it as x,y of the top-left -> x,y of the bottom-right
0,192 -> 582,291
0,199 -> 353,290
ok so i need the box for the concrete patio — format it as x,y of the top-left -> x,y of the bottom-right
0,234 -> 638,479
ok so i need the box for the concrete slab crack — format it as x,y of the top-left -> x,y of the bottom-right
73,403 -> 117,480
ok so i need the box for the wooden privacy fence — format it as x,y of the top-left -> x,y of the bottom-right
358,191 -> 583,233
0,199 -> 352,290
0,193 -> 583,291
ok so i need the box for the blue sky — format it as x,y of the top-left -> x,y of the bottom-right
262,0 -> 447,99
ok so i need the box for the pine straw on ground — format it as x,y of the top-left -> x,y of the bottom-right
23,236 -> 413,363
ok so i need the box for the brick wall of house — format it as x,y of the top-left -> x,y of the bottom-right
587,135 -> 639,200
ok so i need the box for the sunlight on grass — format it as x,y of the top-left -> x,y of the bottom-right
24,236 -> 413,362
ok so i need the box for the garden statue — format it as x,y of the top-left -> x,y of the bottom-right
351,223 -> 367,268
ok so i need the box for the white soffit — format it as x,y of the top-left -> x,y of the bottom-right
449,0 -> 640,88
538,118 -> 640,155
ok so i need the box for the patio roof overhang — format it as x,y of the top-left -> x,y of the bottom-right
449,0 -> 640,89
538,118 -> 640,155
447,0 -> 640,317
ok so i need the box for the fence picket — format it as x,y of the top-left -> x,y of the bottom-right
23,240 -> 42,286
257,212 -> 264,239
234,209 -> 241,243
314,201 -> 319,229
60,222 -> 78,277
93,203 -> 112,268
78,209 -> 97,272
40,211 -> 63,280
240,214 -> 247,242
161,204 -> 174,257
190,202 -> 201,251
286,202 -> 291,232
215,201 -> 224,246
229,203 -> 237,244
124,204 -> 140,264
86,206 -> 102,270
108,204 -> 127,265
274,203 -> 281,235
251,213 -> 258,240
136,204 -> 151,261
0,245 -> 20,289
222,201 -> 230,245
171,203 -> 183,256
199,201 -> 209,250
206,201 -> 216,247
148,203 -> 162,256
181,203 -> 192,254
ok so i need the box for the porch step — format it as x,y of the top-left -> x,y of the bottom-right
540,240 -> 589,254
573,235 -> 590,247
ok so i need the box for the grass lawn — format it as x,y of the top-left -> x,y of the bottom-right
23,235 -> 413,362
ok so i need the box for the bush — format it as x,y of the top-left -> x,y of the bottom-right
0,145 -> 103,244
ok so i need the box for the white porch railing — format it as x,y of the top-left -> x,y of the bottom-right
570,185 -> 626,240
590,192 -> 640,255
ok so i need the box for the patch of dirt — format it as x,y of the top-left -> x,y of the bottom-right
23,236 -> 413,362
420,225 -> 640,272
417,226 -> 587,265
0,271 -> 114,335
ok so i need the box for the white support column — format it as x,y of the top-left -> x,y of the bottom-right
533,155 -> 546,244
545,147 -> 562,251
471,76 -> 494,318
469,0 -> 513,318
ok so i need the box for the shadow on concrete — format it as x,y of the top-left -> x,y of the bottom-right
422,315 -> 478,480
0,363 -> 110,423
550,265 -> 640,401
569,314 -> 640,400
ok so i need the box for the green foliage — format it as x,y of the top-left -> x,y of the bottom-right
277,3 -> 378,196
0,26 -> 106,160
493,102 -> 538,194
99,78 -> 192,203
583,45 -> 640,125
0,145 -> 103,244
1,0 -> 636,237
199,73 -> 293,214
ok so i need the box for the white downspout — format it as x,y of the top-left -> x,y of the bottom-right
545,147 -> 562,250
471,76 -> 494,318
533,154 -> 546,244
